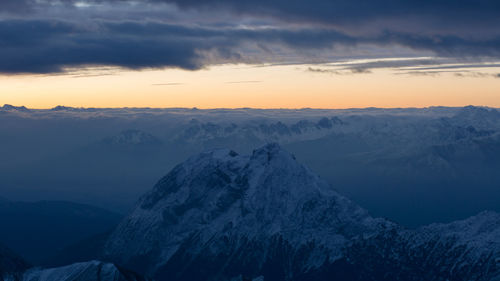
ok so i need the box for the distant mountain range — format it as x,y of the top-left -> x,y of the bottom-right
172,117 -> 345,145
1,105 -> 500,226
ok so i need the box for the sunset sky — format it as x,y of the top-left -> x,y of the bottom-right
1,0 -> 500,108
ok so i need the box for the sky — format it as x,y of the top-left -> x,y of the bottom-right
1,0 -> 500,108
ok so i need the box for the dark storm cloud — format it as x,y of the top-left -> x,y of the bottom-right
0,0 -> 106,12
1,0 -> 500,73
0,20 -> 206,73
14,0 -> 498,28
0,20 -> 357,74
0,0 -> 32,13
2,18 -> 500,74
158,0 -> 500,28
380,32 -> 500,57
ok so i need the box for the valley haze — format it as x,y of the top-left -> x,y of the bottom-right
2,104 -> 499,225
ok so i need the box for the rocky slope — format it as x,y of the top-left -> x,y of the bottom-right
103,143 -> 500,280
104,143 -> 391,280
326,211 -> 500,281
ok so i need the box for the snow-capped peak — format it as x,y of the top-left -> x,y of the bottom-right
105,143 -> 389,277
103,144 -> 500,281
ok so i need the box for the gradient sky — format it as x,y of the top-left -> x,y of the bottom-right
1,0 -> 500,108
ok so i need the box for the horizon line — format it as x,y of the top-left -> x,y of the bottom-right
2,104 -> 498,111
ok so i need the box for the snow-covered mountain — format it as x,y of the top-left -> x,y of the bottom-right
337,211 -> 500,281
103,143 -> 500,281
104,143 -> 391,279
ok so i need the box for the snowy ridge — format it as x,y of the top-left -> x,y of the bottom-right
341,211 -> 500,281
173,117 -> 345,144
415,211 -> 500,258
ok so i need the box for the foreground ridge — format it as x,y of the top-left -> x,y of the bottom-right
103,143 -> 500,281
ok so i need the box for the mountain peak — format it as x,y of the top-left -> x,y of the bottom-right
1,104 -> 29,112
105,144 -> 386,277
251,142 -> 292,162
103,144 -> 500,280
51,105 -> 73,111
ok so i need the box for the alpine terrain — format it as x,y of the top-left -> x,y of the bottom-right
103,143 -> 500,281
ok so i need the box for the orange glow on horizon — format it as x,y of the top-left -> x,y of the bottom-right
1,64 -> 500,109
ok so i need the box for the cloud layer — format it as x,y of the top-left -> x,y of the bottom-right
1,0 -> 500,73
